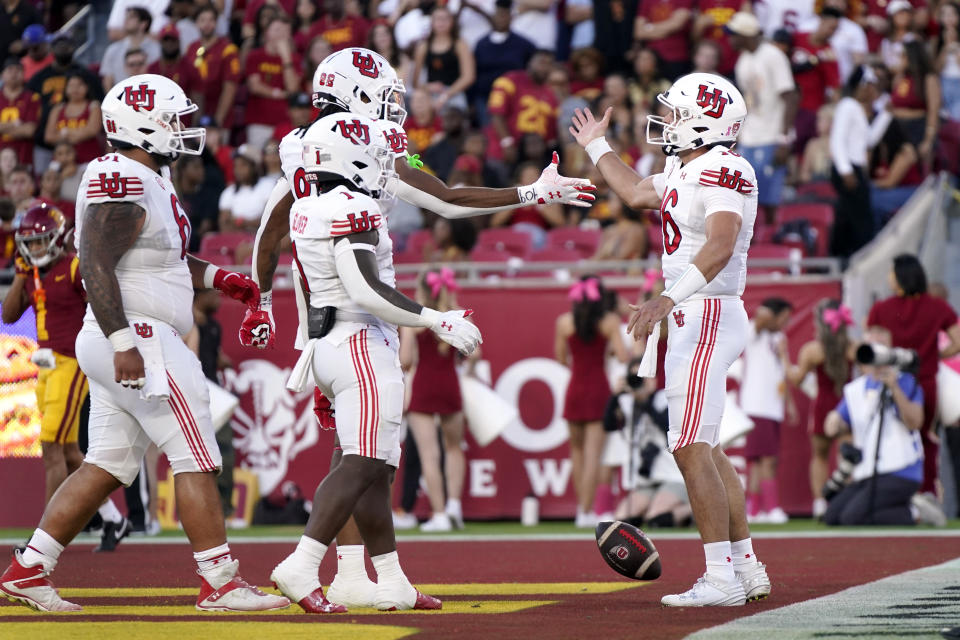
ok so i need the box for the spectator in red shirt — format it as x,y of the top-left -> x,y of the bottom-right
0,58 -> 41,167
405,88 -> 444,155
300,35 -> 333,93
147,25 -> 193,91
43,74 -> 102,165
19,24 -> 52,81
792,8 -> 842,154
184,5 -> 240,128
693,0 -> 747,76
568,48 -> 605,101
292,0 -> 322,53
245,15 -> 301,150
310,0 -> 369,52
242,0 -> 296,43
488,50 -> 559,165
271,91 -> 315,141
867,254 -> 960,497
5,164 -> 35,218
38,168 -> 74,220
634,0 -> 695,80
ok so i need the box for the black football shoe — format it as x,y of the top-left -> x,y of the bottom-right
94,518 -> 132,552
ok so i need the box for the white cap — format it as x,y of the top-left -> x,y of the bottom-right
725,12 -> 761,38
887,0 -> 912,15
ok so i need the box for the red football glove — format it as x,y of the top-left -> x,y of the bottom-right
314,387 -> 336,430
239,306 -> 275,349
213,269 -> 259,309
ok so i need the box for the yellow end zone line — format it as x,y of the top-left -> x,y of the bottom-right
0,621 -> 419,640
57,582 -> 645,598
0,600 -> 556,617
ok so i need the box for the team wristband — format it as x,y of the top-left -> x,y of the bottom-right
662,264 -> 708,305
108,328 -> 136,352
419,307 -> 440,329
260,290 -> 272,309
203,264 -> 221,289
585,137 -> 614,164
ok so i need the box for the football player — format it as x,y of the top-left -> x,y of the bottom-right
269,112 -> 480,612
0,74 -> 289,613
571,73 -> 772,606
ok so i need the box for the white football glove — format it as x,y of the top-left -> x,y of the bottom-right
517,151 -> 598,208
425,309 -> 482,356
30,348 -> 56,369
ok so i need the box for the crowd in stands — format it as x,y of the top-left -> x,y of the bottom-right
2,0 -> 960,270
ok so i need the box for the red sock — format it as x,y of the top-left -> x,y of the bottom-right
760,479 -> 780,513
594,484 -> 615,515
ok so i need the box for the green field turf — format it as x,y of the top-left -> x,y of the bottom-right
0,518 -> 958,542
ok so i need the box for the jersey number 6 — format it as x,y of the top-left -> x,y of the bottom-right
660,188 -> 682,255
170,194 -> 191,260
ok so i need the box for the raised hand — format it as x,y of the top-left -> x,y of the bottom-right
569,107 -> 613,148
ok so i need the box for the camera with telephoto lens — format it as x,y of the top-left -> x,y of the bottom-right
855,343 -> 919,370
822,442 -> 864,500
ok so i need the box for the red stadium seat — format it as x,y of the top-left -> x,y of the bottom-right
404,229 -> 433,257
199,232 -> 256,258
476,228 -> 532,258
546,228 -> 602,258
748,243 -> 794,273
795,181 -> 837,201
775,203 -> 833,256
528,247 -> 584,262
192,250 -> 233,267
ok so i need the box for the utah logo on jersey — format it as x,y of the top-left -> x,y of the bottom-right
335,119 -> 371,145
696,84 -> 728,119
86,172 -> 145,199
352,51 -> 379,79
123,84 -> 156,112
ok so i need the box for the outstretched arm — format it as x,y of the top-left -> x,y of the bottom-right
570,107 -> 662,210
395,151 -> 596,218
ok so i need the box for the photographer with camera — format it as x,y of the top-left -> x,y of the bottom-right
822,328 -> 925,526
604,358 -> 692,528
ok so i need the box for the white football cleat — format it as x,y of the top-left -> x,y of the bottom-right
326,573 -> 378,608
0,551 -> 82,612
196,559 -> 290,612
736,561 -> 771,601
661,574 -> 746,607
392,511 -> 418,530
420,513 -> 452,533
765,507 -> 789,524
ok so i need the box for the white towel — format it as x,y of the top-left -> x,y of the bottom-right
636,321 -> 661,378
133,324 -> 170,401
287,338 -> 318,392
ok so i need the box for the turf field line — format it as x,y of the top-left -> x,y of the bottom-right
689,556 -> 960,640
0,600 -> 555,617
3,529 -> 956,545
56,582 -> 645,598
0,621 -> 418,640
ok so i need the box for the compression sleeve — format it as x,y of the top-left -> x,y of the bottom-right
251,177 -> 291,289
396,180 -> 518,219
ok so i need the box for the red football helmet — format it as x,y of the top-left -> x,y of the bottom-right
16,203 -> 68,268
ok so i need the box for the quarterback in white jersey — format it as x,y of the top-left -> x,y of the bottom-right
0,75 -> 288,615
572,72 -> 770,608
269,112 -> 479,614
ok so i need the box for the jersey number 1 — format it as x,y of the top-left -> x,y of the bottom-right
660,188 -> 682,255
170,194 -> 190,260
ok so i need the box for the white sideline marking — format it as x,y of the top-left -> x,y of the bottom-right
0,529 -> 958,545
689,557 -> 960,640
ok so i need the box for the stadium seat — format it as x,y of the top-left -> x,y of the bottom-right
527,247 -> 584,262
776,203 -> 833,256
476,228 -> 533,257
546,228 -> 602,258
404,229 -> 433,258
199,232 -> 256,258
795,181 -> 837,201
192,250 -> 232,267
748,243 -> 794,273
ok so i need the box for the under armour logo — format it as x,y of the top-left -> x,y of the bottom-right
440,321 -> 452,331
123,84 -> 156,112
134,322 -> 153,338
548,191 -> 561,199
351,51 -> 379,79
672,310 -> 685,327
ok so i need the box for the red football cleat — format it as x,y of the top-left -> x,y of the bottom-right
412,590 -> 442,610
287,586 -> 348,614
0,551 -> 81,612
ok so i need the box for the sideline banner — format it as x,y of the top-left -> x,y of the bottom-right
217,280 -> 841,519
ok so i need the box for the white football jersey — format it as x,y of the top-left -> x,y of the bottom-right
289,185 -> 397,332
75,153 -> 194,334
279,119 -> 409,202
652,146 -> 758,299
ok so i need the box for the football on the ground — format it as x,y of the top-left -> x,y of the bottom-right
595,521 -> 661,580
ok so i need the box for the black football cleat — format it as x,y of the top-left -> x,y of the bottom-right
95,518 -> 132,552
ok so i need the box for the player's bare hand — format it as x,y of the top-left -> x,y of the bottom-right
626,296 -> 674,343
115,347 -> 146,389
569,107 -> 612,148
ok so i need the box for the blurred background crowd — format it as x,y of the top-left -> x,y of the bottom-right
2,0 -> 959,268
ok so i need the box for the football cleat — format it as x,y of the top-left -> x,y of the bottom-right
94,518 -> 132,552
196,559 -> 290,612
375,581 -> 442,611
661,574 -> 746,607
736,561 -> 772,602
0,551 -> 82,612
270,558 -> 346,614
326,573 -> 378,608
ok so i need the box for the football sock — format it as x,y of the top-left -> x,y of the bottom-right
703,541 -> 736,583
760,479 -> 779,513
21,529 -> 63,572
594,484 -> 615,515
746,493 -> 761,517
98,499 -> 123,524
289,536 -> 328,574
336,545 -> 369,581
731,538 -> 758,568
371,551 -> 408,585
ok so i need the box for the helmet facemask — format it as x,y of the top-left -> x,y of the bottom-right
161,104 -> 206,157
646,94 -> 701,156
16,229 -> 62,268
